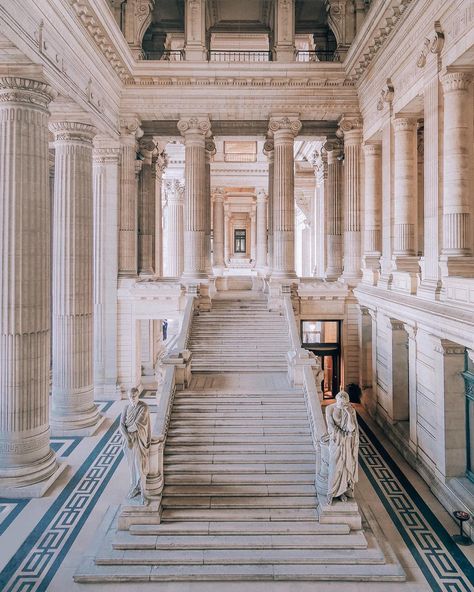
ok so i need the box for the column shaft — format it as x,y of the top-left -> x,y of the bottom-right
178,117 -> 211,280
138,157 -> 154,275
269,117 -> 301,278
325,144 -> 343,279
441,71 -> 473,258
0,77 -> 59,491
264,141 -> 274,271
154,153 -> 167,277
51,122 -> 101,434
213,189 -> 225,270
256,190 -> 268,270
164,180 -> 185,277
362,143 -> 382,283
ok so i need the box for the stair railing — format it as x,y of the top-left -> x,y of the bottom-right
282,295 -> 328,497
147,295 -> 195,507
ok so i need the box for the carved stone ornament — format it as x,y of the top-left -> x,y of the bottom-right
205,138 -> 217,156
177,117 -> 211,136
417,21 -> 445,68
268,116 -> 302,136
263,139 -> 274,156
338,115 -> 363,135
376,78 -> 394,111
441,71 -> 472,94
50,121 -> 96,143
0,77 -> 56,108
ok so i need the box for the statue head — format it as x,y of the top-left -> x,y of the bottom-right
128,387 -> 140,407
335,390 -> 350,408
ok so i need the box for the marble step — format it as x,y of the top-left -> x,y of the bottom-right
164,454 -> 315,464
163,463 -> 315,474
130,520 -> 349,536
165,473 -> 315,485
166,427 -> 312,435
161,484 -> 316,496
164,444 -> 315,453
161,496 -> 317,510
161,508 -> 320,522
169,418 -> 310,426
170,411 -> 310,418
76,559 -> 406,582
165,436 -> 312,445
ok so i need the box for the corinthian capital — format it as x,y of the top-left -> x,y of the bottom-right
268,116 -> 302,137
177,116 -> 211,137
50,121 -> 96,144
392,116 -> 417,133
441,70 -> 472,94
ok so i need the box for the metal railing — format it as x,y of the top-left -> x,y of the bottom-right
296,50 -> 340,62
143,49 -> 185,61
209,50 -> 272,62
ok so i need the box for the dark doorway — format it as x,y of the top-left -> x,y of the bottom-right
300,320 -> 341,398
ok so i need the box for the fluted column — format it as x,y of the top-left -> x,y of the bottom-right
212,187 -> 225,271
138,139 -> 155,276
0,77 -> 60,495
164,179 -> 185,277
256,189 -> 268,270
339,116 -> 363,284
50,121 -> 102,435
269,116 -> 301,278
224,212 -> 231,263
118,119 -> 142,277
362,143 -> 382,284
263,140 -> 274,271
153,150 -> 167,277
93,139 -> 121,399
440,71 -> 474,275
313,150 -> 327,277
250,209 -> 257,262
392,116 -> 419,291
324,141 -> 343,280
205,139 -> 216,274
178,117 -> 211,280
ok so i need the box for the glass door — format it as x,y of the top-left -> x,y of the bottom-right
234,229 -> 246,253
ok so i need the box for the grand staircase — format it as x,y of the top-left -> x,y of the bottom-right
76,293 -> 405,586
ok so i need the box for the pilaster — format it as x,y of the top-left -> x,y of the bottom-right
362,143 -> 382,285
324,140 -> 343,280
273,0 -> 296,62
184,0 -> 207,61
212,187 -> 225,272
256,189 -> 268,271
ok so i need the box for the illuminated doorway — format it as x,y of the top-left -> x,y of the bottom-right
301,320 -> 341,398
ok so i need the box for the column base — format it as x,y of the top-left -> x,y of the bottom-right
390,256 -> 420,294
50,407 -> 105,437
417,279 -> 442,301
270,269 -> 298,280
0,455 -> 67,499
439,255 -> 474,278
273,46 -> 295,62
184,46 -> 207,61
361,256 -> 381,286
339,272 -> 362,288
94,382 -> 122,401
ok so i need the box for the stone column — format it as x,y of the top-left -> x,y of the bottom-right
256,189 -> 268,271
324,141 -> 343,280
264,140 -> 274,271
178,116 -> 211,280
313,150 -> 327,277
250,209 -> 257,262
404,324 -> 418,452
339,116 -> 363,284
273,0 -> 295,62
93,139 -> 121,399
153,149 -> 167,277
50,121 -> 102,435
118,119 -> 142,277
184,0 -> 207,61
440,71 -> 474,276
164,179 -> 185,277
269,116 -> 301,279
362,143 -> 382,285
212,187 -> 225,272
138,139 -> 155,276
392,116 -> 419,292
224,212 -> 231,263
0,77 -> 61,496
205,139 -> 216,274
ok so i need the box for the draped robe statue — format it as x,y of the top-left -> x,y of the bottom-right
325,390 -> 359,505
120,388 -> 151,504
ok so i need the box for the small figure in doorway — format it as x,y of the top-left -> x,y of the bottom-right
120,387 -> 151,505
325,390 -> 359,505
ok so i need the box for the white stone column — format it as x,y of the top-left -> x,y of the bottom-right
153,150 -> 167,277
362,142 -> 382,285
324,141 -> 343,280
50,121 -> 102,435
224,212 -> 231,263
263,140 -> 274,271
164,179 -> 185,277
205,139 -> 216,274
212,187 -> 225,272
269,116 -> 301,279
250,208 -> 257,263
138,139 -> 155,276
273,0 -> 295,62
93,139 -> 121,399
440,71 -> 474,276
0,77 -> 61,495
184,0 -> 207,61
256,189 -> 268,271
313,150 -> 327,277
404,324 -> 418,452
392,116 -> 419,292
118,119 -> 142,277
339,116 -> 363,284
178,116 -> 211,280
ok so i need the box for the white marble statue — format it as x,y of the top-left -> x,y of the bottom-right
119,387 -> 151,504
325,390 -> 359,505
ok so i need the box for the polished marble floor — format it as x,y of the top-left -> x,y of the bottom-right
0,396 -> 473,592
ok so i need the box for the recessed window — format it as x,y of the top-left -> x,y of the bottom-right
234,229 -> 247,253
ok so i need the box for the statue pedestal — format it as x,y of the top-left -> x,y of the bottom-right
117,498 -> 162,530
317,493 -> 362,530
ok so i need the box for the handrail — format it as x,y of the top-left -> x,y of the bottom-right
283,295 -> 301,351
174,294 -> 195,352
208,50 -> 272,62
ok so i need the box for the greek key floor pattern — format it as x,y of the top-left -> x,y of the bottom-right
0,409 -> 472,591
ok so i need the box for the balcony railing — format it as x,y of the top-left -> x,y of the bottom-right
296,50 -> 340,62
209,50 -> 272,62
143,49 -> 184,61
